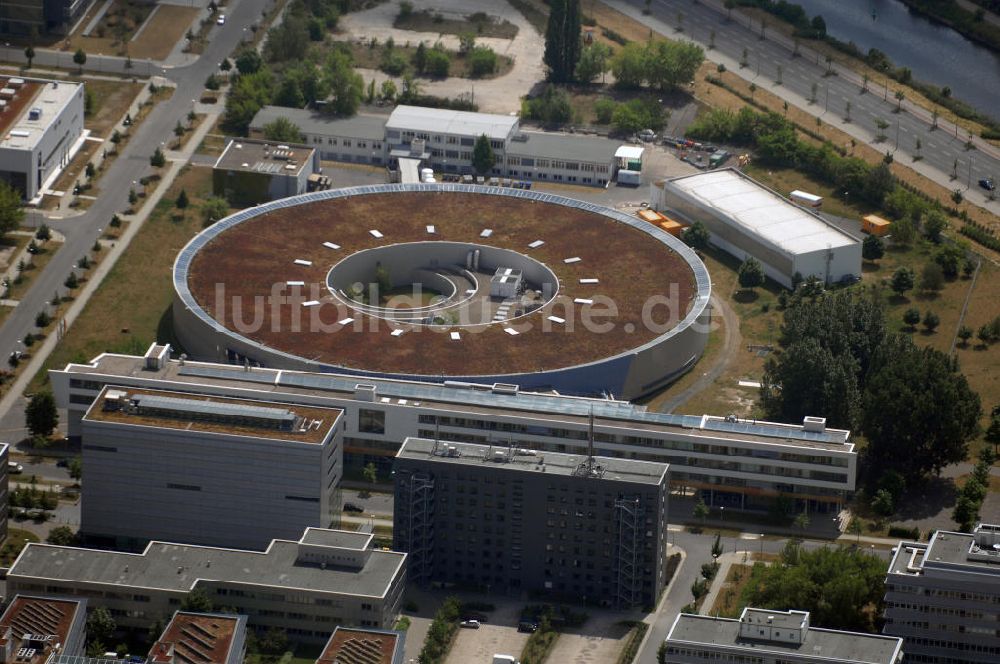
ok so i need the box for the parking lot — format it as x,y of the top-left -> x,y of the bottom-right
444,602 -> 530,664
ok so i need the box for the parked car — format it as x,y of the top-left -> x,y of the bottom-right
459,620 -> 481,629
216,14 -> 226,25
343,502 -> 363,513
7,461 -> 23,474
518,621 -> 539,633
979,178 -> 995,191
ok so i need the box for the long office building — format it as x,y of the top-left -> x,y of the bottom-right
249,105 -> 621,186
664,608 -> 903,664
50,348 -> 857,516
7,528 -> 407,642
393,437 -> 669,608
80,366 -> 344,550
883,523 -> 1000,663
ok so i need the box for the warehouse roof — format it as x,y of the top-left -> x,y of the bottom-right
666,169 -> 858,254
249,107 -> 387,141
507,131 -> 620,164
386,105 -> 518,140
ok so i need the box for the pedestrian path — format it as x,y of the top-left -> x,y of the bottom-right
699,551 -> 742,616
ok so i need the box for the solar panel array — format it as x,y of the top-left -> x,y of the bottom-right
133,393 -> 296,427
176,366 -> 847,444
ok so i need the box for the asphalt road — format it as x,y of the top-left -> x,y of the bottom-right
617,0 -> 1000,210
0,0 -> 271,431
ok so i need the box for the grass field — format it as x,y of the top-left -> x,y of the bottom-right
31,166 -> 224,392
129,5 -> 199,61
0,529 -> 39,566
710,563 -> 755,618
85,80 -> 145,137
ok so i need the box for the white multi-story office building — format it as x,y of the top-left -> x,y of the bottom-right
7,527 -> 407,642
0,76 -> 85,201
664,608 -> 903,664
79,348 -> 344,551
50,347 -> 857,516
883,523 -> 1000,663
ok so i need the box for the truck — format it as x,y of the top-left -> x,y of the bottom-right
617,169 -> 641,186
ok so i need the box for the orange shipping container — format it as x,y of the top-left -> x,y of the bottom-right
659,220 -> 683,237
862,214 -> 891,236
637,209 -> 667,224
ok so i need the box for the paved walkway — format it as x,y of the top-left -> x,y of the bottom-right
698,551 -> 742,616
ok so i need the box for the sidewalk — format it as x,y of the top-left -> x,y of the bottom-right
0,109 -> 219,418
699,551 -> 742,616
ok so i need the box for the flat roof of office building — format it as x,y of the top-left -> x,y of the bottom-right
386,105 -> 518,140
148,612 -> 245,664
397,437 -> 668,485
317,627 -> 403,664
214,139 -> 314,176
9,529 -> 405,599
506,131 -> 621,164
84,386 -> 341,444
667,613 -> 902,664
58,354 -> 854,453
0,595 -> 86,662
249,107 -> 388,141
888,524 -> 1000,575
0,77 -> 81,151
666,169 -> 858,254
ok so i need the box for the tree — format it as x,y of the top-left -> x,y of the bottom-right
150,147 -> 166,168
923,210 -> 947,243
847,518 -> 863,543
890,266 -> 915,297
87,607 -> 116,646
180,587 -> 214,612
894,89 -> 905,112
380,79 -> 397,102
923,310 -> 940,333
235,48 -> 263,75
73,48 -> 87,74
26,392 -> 58,438
919,262 -> 944,292
863,336 -> 982,479
68,456 -> 82,481
891,216 -> 915,246
985,404 -> 1000,453
793,512 -> 810,536
468,46 -> 497,78
958,325 -> 973,346
544,0 -> 582,82
363,462 -> 378,486
682,220 -> 710,250
47,526 -> 78,545
24,45 -> 34,69
200,197 -> 229,226
0,181 -> 25,237
934,243 -> 964,278
64,272 -> 79,289
262,117 -> 304,143
575,42 -> 611,83
902,308 -> 921,330
872,488 -> 895,516
711,532 -> 723,558
413,41 -> 428,73
326,50 -> 363,116
693,497 -> 710,526
861,234 -> 884,262
645,41 -> 705,92
737,256 -> 765,292
472,134 -> 495,176
176,189 -> 190,209
743,544 -> 886,632
220,58 -> 232,72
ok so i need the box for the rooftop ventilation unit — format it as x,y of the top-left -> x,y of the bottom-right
354,384 -> 377,402
802,416 -> 826,433
28,107 -> 41,120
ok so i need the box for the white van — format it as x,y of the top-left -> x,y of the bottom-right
7,461 -> 22,474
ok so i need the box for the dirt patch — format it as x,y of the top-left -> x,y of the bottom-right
186,191 -> 699,376
130,5 -> 200,61
341,41 -> 514,80
395,9 -> 519,39
85,80 -> 144,137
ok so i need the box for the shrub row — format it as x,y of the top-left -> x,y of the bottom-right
417,596 -> 461,664
960,225 -> 1000,252
887,525 -> 920,541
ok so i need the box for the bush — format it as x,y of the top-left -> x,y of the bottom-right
205,74 -> 221,91
594,98 -> 616,124
381,50 -> 409,76
418,596 -> 461,663
468,46 -> 498,78
424,48 -> 451,77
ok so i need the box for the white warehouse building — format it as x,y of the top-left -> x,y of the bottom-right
0,75 -> 85,202
653,169 -> 862,289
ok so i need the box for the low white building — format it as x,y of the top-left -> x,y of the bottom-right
249,107 -> 387,165
653,169 -> 862,288
0,76 -> 85,201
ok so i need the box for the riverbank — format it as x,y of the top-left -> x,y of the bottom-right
897,0 -> 1000,53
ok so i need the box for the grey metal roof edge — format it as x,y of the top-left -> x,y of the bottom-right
172,184 -> 712,379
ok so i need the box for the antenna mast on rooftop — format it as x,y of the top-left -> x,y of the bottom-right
575,406 -> 605,478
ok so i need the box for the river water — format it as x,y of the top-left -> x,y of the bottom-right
790,0 -> 1000,116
